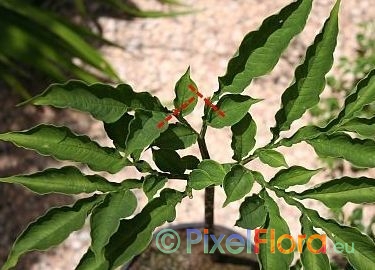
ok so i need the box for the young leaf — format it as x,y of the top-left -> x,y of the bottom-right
269,166 -> 321,189
235,194 -> 268,229
272,0 -> 340,137
0,166 -> 120,194
231,113 -> 257,161
297,177 -> 375,208
257,149 -> 288,168
153,123 -> 198,150
218,0 -> 312,94
223,165 -> 255,206
300,214 -> 330,270
207,94 -> 260,128
142,175 -> 168,200
90,190 -> 137,258
258,191 -> 293,269
152,149 -> 185,174
2,195 -> 102,270
104,189 -> 184,268
173,67 -> 198,116
307,134 -> 375,168
188,160 -> 226,190
304,208 -> 375,270
0,125 -> 129,173
125,110 -> 168,155
104,113 -> 134,150
336,117 -> 375,139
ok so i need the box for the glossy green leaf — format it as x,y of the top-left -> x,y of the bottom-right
231,113 -> 257,161
278,125 -> 323,147
257,149 -> 288,168
90,190 -> 137,259
272,0 -> 340,137
218,0 -> 312,94
152,149 -> 185,174
207,94 -> 260,128
173,67 -> 198,116
125,110 -> 168,155
76,249 -> 108,270
300,214 -> 330,270
336,117 -> 375,139
188,160 -> 226,190
180,155 -> 200,170
304,208 -> 375,270
142,175 -> 168,200
2,195 -> 102,270
104,113 -> 134,150
235,194 -> 268,229
307,134 -> 375,168
223,165 -> 255,206
0,125 -> 129,173
0,166 -> 120,194
297,177 -> 375,208
258,191 -> 293,270
153,123 -> 198,150
269,166 -> 321,189
104,189 -> 183,268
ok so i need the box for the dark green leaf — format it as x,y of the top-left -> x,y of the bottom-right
257,149 -> 288,168
173,67 -> 198,116
231,113 -> 257,161
336,117 -> 375,139
188,160 -> 226,190
104,113 -> 134,150
235,194 -> 268,229
180,155 -> 200,170
76,249 -> 108,270
142,175 -> 168,200
279,125 -> 323,147
269,166 -> 321,189
153,123 -> 197,150
152,149 -> 185,174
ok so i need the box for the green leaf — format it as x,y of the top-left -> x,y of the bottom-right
90,190 -> 137,259
235,194 -> 268,229
279,125 -> 323,147
231,113 -> 257,161
125,110 -> 168,155
152,149 -> 185,174
207,94 -> 260,128
300,214 -> 330,270
180,155 -> 200,170
173,67 -> 198,116
304,208 -> 375,270
223,165 -> 255,206
188,160 -> 226,190
257,149 -> 288,168
104,189 -> 183,268
258,190 -> 293,270
153,123 -> 198,150
307,134 -> 375,168
269,166 -> 321,189
218,0 -> 312,94
142,175 -> 168,200
2,195 -> 102,270
134,160 -> 154,173
76,249 -> 108,270
104,113 -> 134,150
336,117 -> 375,139
0,125 -> 129,173
0,166 -> 120,195
26,80 -> 166,123
272,0 -> 340,137
297,177 -> 375,208
119,179 -> 143,190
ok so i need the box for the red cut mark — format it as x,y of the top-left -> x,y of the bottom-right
157,121 -> 165,129
187,96 -> 196,103
180,102 -> 188,110
204,98 -> 211,106
188,84 -> 197,93
218,110 -> 226,117
172,109 -> 180,116
210,104 -> 219,111
165,115 -> 173,121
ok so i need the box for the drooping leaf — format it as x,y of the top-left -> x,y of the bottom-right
336,117 -> 375,139
153,123 -> 198,150
188,160 -> 227,190
125,110 -> 168,155
269,166 -> 321,189
235,194 -> 268,229
297,177 -> 375,208
257,149 -> 288,168
152,148 -> 185,174
307,134 -> 375,168
142,175 -> 168,200
218,0 -> 312,94
223,165 -> 255,206
0,166 -> 120,194
207,94 -> 260,128
231,113 -> 257,161
90,190 -> 137,259
104,113 -> 134,150
173,67 -> 198,116
278,125 -> 323,147
258,190 -> 293,270
272,0 -> 340,137
300,214 -> 330,270
0,125 -> 129,173
2,195 -> 102,270
104,189 -> 183,268
304,208 -> 375,270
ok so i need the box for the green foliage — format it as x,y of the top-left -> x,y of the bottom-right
2,0 -> 375,269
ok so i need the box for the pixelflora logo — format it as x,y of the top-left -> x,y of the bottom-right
155,228 -> 355,255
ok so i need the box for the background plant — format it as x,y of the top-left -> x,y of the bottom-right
1,0 -> 375,269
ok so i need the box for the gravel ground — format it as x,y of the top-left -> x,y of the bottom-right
0,0 -> 374,269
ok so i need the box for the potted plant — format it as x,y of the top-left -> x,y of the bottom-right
1,0 -> 375,269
